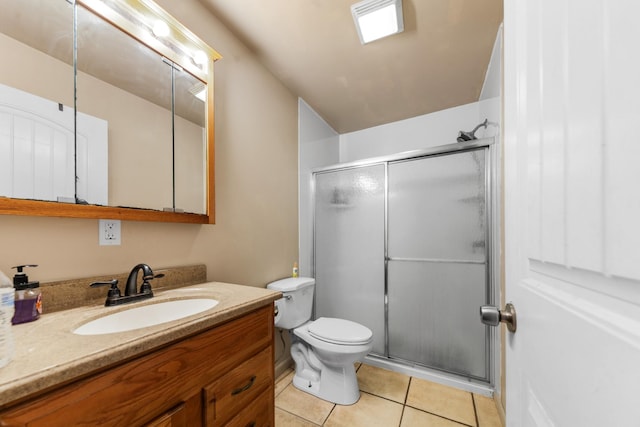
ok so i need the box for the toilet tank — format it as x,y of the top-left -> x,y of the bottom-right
267,277 -> 315,329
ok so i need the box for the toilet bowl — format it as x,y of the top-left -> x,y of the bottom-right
292,318 -> 372,405
267,277 -> 373,405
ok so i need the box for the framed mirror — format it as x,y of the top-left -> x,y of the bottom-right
0,0 -> 220,223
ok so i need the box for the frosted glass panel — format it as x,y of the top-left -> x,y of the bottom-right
314,165 -> 386,354
387,148 -> 489,381
388,150 -> 486,261
388,261 -> 488,379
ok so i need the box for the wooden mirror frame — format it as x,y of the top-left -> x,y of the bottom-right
0,0 -> 220,224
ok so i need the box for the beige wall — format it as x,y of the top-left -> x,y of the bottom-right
0,0 -> 299,291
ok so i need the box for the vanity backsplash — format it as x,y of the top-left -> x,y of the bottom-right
41,264 -> 207,313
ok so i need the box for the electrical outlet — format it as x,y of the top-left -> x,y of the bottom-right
99,219 -> 121,246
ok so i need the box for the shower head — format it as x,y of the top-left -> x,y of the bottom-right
456,131 -> 476,142
457,119 -> 489,143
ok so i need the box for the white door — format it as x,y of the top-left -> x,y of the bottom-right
0,83 -> 108,205
0,83 -> 75,202
503,0 -> 640,425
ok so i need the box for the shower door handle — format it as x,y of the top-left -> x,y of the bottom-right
480,303 -> 517,333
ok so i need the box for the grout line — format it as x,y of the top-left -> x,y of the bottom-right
404,376 -> 411,405
274,377 -> 294,398
359,390 -> 406,406
276,407 -> 323,426
472,393 -> 480,427
403,404 -> 475,427
361,390 -> 392,400
321,403 -> 337,426
398,405 -> 406,427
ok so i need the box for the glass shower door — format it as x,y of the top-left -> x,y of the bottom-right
313,164 -> 386,355
387,148 -> 489,380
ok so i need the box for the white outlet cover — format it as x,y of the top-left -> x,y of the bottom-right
99,219 -> 121,246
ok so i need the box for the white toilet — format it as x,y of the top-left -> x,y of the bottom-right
267,277 -> 373,405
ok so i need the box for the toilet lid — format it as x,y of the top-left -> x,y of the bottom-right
308,317 -> 373,345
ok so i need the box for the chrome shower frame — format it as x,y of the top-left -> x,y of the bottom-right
310,137 -> 499,395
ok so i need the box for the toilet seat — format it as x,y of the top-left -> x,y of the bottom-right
308,317 -> 372,345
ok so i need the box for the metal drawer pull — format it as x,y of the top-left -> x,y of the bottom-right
231,375 -> 256,395
246,423 -> 256,427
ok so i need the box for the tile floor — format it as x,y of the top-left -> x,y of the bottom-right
275,363 -> 502,427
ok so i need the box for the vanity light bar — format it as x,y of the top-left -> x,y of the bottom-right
79,0 -> 221,82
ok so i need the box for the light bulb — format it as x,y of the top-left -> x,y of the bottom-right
152,20 -> 170,38
193,50 -> 208,66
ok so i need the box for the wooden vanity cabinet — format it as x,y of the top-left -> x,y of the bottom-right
0,305 -> 275,427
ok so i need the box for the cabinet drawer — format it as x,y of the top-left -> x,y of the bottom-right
143,403 -> 186,427
204,347 -> 273,426
223,388 -> 272,427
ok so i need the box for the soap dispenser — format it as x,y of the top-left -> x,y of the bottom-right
11,264 -> 41,325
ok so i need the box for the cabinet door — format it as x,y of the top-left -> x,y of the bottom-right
144,403 -> 186,427
203,347 -> 273,426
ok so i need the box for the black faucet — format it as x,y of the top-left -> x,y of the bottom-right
125,263 -> 155,296
91,264 -> 164,306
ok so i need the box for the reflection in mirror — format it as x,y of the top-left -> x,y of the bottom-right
77,3 -> 174,210
0,0 -> 75,202
0,0 -> 219,223
78,3 -> 208,214
174,68 -> 207,214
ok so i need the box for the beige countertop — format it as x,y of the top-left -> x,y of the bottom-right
0,282 -> 281,409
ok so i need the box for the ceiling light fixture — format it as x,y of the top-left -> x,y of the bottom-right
351,0 -> 404,44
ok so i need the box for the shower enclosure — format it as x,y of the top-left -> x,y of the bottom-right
312,139 -> 495,385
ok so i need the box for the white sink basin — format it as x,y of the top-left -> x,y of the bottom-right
73,298 -> 219,335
